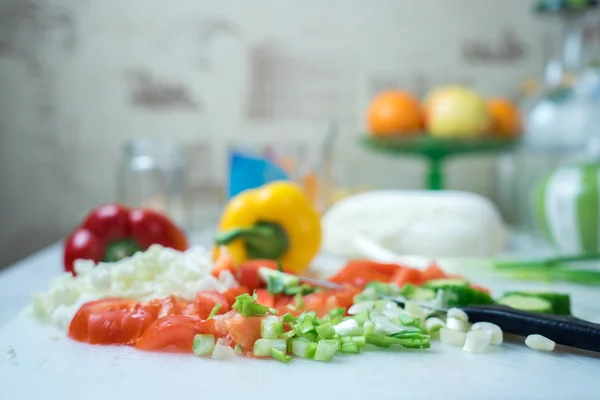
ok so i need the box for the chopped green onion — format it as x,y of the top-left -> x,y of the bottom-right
261,316 -> 284,339
328,308 -> 346,318
280,330 -> 296,340
271,348 -> 292,362
342,336 -> 366,348
267,275 -> 286,294
192,334 -> 215,356
366,333 -> 431,349
334,319 -> 363,337
363,320 -> 375,335
284,284 -> 317,296
207,303 -> 222,320
306,342 -> 318,359
398,313 -> 416,326
365,333 -> 392,348
234,344 -> 243,356
340,342 -> 360,354
277,261 -> 284,273
231,293 -> 271,317
294,292 -> 304,310
354,310 -> 370,325
303,331 -> 318,342
314,339 -> 338,361
282,313 -> 296,324
296,319 -> 316,335
299,311 -> 317,322
316,323 -> 336,339
291,337 -> 313,359
253,338 -> 287,357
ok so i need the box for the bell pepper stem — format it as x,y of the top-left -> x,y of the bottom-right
104,239 -> 143,263
214,222 -> 289,261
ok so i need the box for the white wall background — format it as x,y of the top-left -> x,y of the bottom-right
0,0 -> 546,267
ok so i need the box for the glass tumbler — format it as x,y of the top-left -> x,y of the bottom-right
227,139 -> 333,213
117,139 -> 188,228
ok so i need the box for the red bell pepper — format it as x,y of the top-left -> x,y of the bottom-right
63,204 -> 188,274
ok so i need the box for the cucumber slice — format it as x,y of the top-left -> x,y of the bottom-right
424,278 -> 470,289
399,284 -> 436,300
501,291 -> 571,315
440,286 -> 494,308
497,294 -> 553,313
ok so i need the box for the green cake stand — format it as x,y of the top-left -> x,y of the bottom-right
360,135 -> 519,190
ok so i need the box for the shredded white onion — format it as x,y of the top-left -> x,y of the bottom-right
463,330 -> 492,353
471,322 -> 503,345
525,334 -> 555,352
440,327 -> 466,347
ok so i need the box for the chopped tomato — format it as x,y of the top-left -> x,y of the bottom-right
211,246 -> 236,278
156,295 -> 188,317
255,289 -> 275,308
136,315 -> 199,352
223,314 -> 263,352
223,286 -> 251,306
328,260 -> 402,288
195,319 -> 223,338
235,260 -> 277,292
392,267 -> 425,287
68,298 -> 158,345
274,295 -> 294,308
195,291 -> 230,319
423,263 -> 447,281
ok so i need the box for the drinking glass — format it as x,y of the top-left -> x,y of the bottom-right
117,139 -> 188,228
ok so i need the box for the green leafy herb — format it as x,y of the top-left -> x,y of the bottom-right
231,293 -> 272,317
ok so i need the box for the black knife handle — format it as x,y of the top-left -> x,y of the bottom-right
461,304 -> 600,353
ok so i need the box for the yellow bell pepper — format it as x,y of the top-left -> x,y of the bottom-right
213,181 -> 322,274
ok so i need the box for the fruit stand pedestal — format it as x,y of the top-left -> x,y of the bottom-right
361,136 -> 518,190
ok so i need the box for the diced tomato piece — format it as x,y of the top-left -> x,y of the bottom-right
255,289 -> 275,308
195,291 -> 230,319
211,246 -> 236,278
223,314 -> 264,352
235,260 -> 277,291
68,298 -> 158,345
194,319 -> 221,338
423,263 -> 447,281
223,286 -> 251,306
157,295 -> 187,317
392,267 -> 426,287
470,284 -> 491,295
136,315 -> 199,352
274,295 -> 294,308
274,306 -> 303,316
328,259 -> 403,288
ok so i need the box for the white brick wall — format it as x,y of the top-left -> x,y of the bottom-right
0,0 -> 543,266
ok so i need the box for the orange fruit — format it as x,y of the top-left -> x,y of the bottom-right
367,91 -> 423,136
487,98 -> 522,138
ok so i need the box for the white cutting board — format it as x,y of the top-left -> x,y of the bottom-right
2,285 -> 600,400
2,247 -> 600,399
1,314 -> 599,400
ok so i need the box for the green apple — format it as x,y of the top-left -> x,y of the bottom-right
425,86 -> 490,138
